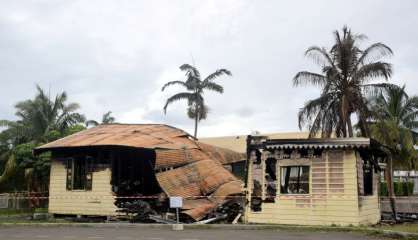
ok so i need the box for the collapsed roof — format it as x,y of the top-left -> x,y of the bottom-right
34,124 -> 245,221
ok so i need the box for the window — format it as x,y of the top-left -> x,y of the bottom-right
363,162 -> 373,195
280,166 -> 309,194
66,156 -> 93,191
264,158 -> 277,202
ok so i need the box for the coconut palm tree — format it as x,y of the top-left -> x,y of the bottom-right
0,85 -> 85,190
0,85 -> 86,143
294,26 -> 393,138
162,64 -> 231,138
368,84 -> 417,220
370,84 -> 418,170
86,111 -> 116,127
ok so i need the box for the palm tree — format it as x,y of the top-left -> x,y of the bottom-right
0,85 -> 85,143
368,84 -> 417,220
294,26 -> 393,138
0,85 -> 85,190
86,111 -> 116,127
370,84 -> 417,169
162,64 -> 231,138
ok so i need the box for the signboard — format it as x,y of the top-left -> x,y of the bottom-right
169,196 -> 183,208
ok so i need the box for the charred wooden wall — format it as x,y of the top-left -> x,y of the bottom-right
245,149 -> 380,226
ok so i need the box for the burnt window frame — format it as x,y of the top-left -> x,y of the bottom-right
363,161 -> 374,196
264,158 -> 277,202
280,165 -> 310,195
66,156 -> 93,191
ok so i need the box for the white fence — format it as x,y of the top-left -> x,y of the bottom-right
0,194 -> 8,208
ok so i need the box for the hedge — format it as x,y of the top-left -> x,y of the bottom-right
380,181 -> 414,196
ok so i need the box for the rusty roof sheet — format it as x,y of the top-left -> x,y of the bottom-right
196,142 -> 245,165
34,124 -> 197,152
156,159 -> 243,220
179,181 -> 243,220
35,124 -> 244,166
182,201 -> 217,221
154,148 -> 209,169
156,159 -> 237,197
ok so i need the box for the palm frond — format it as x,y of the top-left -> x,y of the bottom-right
354,62 -> 392,83
161,81 -> 188,91
293,71 -> 326,87
203,69 -> 232,83
0,154 -> 17,184
180,64 -> 201,80
298,93 -> 334,130
361,83 -> 396,98
305,46 -> 335,67
358,43 -> 393,64
202,81 -> 224,93
0,120 -> 15,127
163,92 -> 194,114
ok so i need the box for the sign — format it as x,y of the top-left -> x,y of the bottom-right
169,196 -> 183,208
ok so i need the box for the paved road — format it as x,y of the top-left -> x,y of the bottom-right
0,226 -> 382,240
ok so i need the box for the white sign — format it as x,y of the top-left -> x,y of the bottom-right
169,196 -> 183,208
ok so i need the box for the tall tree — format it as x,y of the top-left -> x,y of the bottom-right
86,111 -> 116,127
369,84 -> 418,170
368,84 -> 417,220
162,64 -> 231,138
0,85 -> 85,143
294,26 -> 393,138
0,85 -> 86,191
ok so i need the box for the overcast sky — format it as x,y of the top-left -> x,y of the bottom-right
0,0 -> 417,137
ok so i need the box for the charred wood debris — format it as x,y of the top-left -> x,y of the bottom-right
108,145 -> 245,224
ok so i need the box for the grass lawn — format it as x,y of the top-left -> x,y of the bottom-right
0,208 -> 33,216
376,223 -> 418,234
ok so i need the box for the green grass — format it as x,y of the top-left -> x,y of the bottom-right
376,223 -> 418,234
0,208 -> 33,215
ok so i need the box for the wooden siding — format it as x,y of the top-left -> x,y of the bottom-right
356,152 -> 381,224
48,160 -> 117,216
246,149 -> 380,226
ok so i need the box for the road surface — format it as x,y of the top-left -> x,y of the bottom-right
0,226 -> 382,240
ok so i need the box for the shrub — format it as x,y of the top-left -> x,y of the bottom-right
380,181 -> 414,196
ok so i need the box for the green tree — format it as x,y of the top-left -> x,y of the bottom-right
370,84 -> 418,170
162,64 -> 231,138
0,85 -> 85,143
368,84 -> 417,221
294,26 -> 393,138
86,111 -> 116,127
0,85 -> 86,192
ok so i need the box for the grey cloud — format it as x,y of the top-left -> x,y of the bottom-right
0,0 -> 417,137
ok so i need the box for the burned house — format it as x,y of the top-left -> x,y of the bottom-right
33,124 -> 244,222
244,137 -> 388,226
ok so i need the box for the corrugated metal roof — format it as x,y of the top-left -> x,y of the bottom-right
154,143 -> 245,169
156,159 -> 237,197
156,159 -> 242,220
35,124 -> 245,166
34,124 -> 197,152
